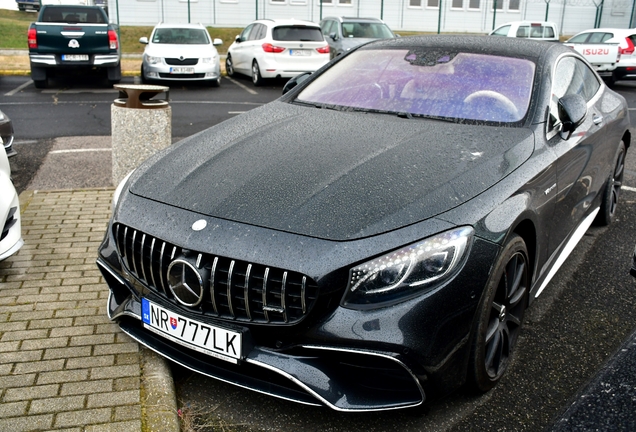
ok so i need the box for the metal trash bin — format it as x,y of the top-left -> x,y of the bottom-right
111,84 -> 171,185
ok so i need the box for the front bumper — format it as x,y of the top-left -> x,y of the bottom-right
143,60 -> 221,82
0,178 -> 23,261
97,192 -> 500,410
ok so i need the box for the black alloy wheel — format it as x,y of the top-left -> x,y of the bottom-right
469,234 -> 529,391
596,141 -> 626,226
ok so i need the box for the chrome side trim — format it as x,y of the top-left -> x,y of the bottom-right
97,258 -> 127,288
535,207 -> 600,297
61,31 -> 85,37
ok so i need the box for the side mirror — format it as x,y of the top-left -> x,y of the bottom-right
558,94 -> 587,140
329,32 -> 338,41
283,72 -> 311,95
213,38 -> 223,46
139,37 -> 149,44
234,35 -> 241,43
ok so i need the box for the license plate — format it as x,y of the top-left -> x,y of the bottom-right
62,54 -> 89,61
141,298 -> 242,364
289,49 -> 310,56
170,67 -> 195,74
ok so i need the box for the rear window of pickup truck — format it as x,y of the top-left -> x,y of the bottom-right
41,7 -> 106,24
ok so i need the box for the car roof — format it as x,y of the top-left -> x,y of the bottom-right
365,34 -> 568,59
497,21 -> 557,26
154,22 -> 206,29
576,27 -> 636,34
323,16 -> 385,23
255,18 -> 320,27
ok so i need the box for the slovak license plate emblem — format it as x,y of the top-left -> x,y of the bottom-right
141,298 -> 242,364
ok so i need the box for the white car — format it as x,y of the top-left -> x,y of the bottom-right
0,146 -> 23,261
140,23 -> 223,86
489,21 -> 559,42
566,28 -> 636,82
226,19 -> 330,86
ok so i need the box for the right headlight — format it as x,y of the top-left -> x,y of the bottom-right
342,227 -> 474,308
145,55 -> 162,65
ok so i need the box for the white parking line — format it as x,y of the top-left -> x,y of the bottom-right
225,76 -> 258,95
623,185 -> 636,192
228,111 -> 246,114
5,80 -> 34,96
50,148 -> 111,154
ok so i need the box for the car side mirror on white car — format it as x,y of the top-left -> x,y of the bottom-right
213,38 -> 223,46
139,37 -> 149,45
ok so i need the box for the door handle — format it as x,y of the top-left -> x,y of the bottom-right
593,115 -> 603,125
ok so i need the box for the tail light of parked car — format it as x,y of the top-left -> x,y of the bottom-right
315,45 -> 330,54
28,28 -> 37,49
619,37 -> 635,56
262,43 -> 286,53
108,30 -> 119,50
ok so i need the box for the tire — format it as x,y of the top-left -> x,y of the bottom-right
225,55 -> 235,77
140,65 -> 149,84
469,234 -> 529,392
595,141 -> 626,226
32,79 -> 47,89
107,64 -> 122,86
252,60 -> 264,87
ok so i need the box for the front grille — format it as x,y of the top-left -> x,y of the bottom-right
113,223 -> 319,324
158,73 -> 206,79
1,207 -> 17,241
165,58 -> 199,66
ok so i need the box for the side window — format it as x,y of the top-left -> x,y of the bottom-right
516,26 -> 529,38
322,20 -> 334,37
549,56 -> 600,131
491,25 -> 510,37
568,33 -> 590,43
251,24 -> 266,40
239,24 -> 254,42
588,32 -> 613,43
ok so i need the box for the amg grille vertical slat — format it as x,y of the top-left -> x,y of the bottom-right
227,260 -> 235,318
262,268 -> 270,322
281,271 -> 288,323
159,242 -> 167,295
130,230 -> 139,277
301,276 -> 307,314
123,226 -> 133,271
244,264 -> 252,321
149,238 -> 158,290
139,234 -> 148,284
210,257 -> 219,314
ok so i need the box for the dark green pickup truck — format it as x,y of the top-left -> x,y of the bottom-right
28,5 -> 121,88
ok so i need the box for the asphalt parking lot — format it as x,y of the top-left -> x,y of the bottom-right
2,73 -> 636,431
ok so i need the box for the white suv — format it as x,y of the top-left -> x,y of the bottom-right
566,28 -> 636,82
226,19 -> 330,86
489,21 -> 559,42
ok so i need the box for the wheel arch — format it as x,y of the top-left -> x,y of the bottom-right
511,219 -> 537,298
622,129 -> 631,150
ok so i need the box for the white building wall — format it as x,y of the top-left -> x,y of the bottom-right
110,0 -> 635,35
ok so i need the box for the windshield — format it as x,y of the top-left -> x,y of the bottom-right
296,48 -> 536,123
152,28 -> 210,45
342,22 -> 394,39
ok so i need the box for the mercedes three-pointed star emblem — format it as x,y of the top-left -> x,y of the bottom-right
167,259 -> 204,307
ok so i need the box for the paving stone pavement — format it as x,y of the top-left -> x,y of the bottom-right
0,189 -> 179,431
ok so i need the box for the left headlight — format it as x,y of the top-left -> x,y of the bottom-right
342,227 -> 474,308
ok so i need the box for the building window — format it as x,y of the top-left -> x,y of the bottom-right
220,0 -> 238,3
270,0 -> 285,3
290,0 -> 307,4
409,0 -> 422,6
492,0 -> 503,9
338,0 -> 352,4
321,0 -> 333,4
451,0 -> 463,8
468,0 -> 479,8
508,0 -> 520,10
427,0 -> 439,8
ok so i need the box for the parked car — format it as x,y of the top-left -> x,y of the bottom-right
489,21 -> 559,42
565,28 -> 636,82
140,23 -> 223,87
0,146 -> 23,262
28,5 -> 121,89
320,16 -> 396,59
225,19 -> 330,86
0,110 -> 15,159
98,36 -> 630,411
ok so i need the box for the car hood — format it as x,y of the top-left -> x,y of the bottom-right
145,44 -> 217,58
129,101 -> 534,241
